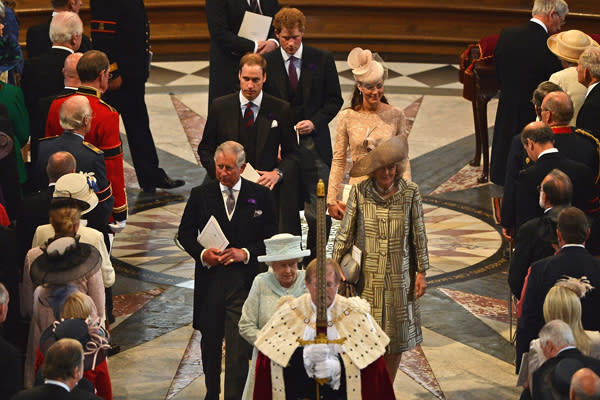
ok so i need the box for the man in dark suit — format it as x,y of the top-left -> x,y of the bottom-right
576,47 -> 600,139
509,169 -> 571,299
26,0 -> 92,58
198,53 -> 299,234
21,11 -> 83,135
502,122 -> 595,232
206,0 -> 280,104
490,0 -> 566,185
516,207 -> 600,370
178,141 -> 276,400
531,320 -> 600,400
91,0 -> 185,193
262,7 -> 342,263
0,282 -> 22,400
36,96 -> 114,230
16,151 -> 75,273
11,338 -> 101,400
29,52 -> 82,166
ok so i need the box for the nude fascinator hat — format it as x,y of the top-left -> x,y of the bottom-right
350,135 -> 408,177
347,47 -> 387,85
547,30 -> 599,64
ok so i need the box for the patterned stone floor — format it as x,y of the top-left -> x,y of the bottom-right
102,58 -> 523,400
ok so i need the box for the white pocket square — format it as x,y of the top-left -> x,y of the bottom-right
271,120 -> 278,128
253,210 -> 263,217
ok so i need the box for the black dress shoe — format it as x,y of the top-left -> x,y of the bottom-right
155,175 -> 185,189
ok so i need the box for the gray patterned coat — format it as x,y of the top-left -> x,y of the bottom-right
332,178 -> 429,353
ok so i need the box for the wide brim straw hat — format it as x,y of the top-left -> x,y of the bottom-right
347,47 -> 386,85
349,136 -> 408,177
53,173 -> 98,215
547,29 -> 599,64
257,233 -> 310,263
30,237 -> 101,286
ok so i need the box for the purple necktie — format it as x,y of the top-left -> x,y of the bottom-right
249,0 -> 259,13
244,103 -> 254,128
288,56 -> 298,91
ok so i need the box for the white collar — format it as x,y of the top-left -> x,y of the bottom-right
557,345 -> 577,355
239,91 -> 263,108
561,244 -> 586,249
51,45 -> 74,54
69,131 -> 85,140
586,81 -> 600,98
44,379 -> 70,392
538,148 -> 559,158
220,178 -> 242,193
530,17 -> 548,33
281,42 -> 303,62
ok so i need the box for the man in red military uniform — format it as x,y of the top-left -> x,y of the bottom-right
45,50 -> 127,224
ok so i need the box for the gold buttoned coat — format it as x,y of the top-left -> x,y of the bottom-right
332,178 -> 429,353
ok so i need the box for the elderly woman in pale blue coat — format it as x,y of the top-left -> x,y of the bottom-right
239,233 -> 309,400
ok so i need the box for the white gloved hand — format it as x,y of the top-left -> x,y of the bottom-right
314,358 -> 342,390
108,220 -> 127,233
303,344 -> 330,364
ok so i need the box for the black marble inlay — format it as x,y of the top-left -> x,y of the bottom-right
407,64 -> 460,87
111,286 -> 194,350
421,289 -> 515,365
147,65 -> 187,86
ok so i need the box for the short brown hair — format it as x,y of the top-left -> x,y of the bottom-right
305,258 -> 342,284
273,7 -> 305,32
239,53 -> 267,74
558,207 -> 589,244
41,338 -> 83,380
77,50 -> 109,83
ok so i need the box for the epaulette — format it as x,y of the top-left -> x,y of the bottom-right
575,128 -> 600,184
98,98 -> 116,112
525,157 -> 531,165
38,136 -> 57,141
55,91 -> 74,99
82,141 -> 104,154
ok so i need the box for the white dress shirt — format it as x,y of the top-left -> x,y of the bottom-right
239,91 -> 263,120
281,42 -> 303,81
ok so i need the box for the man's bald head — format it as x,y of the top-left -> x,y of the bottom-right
542,91 -> 574,126
63,52 -> 82,88
570,368 -> 600,400
46,151 -> 76,183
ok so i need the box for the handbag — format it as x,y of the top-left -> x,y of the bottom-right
340,252 -> 360,284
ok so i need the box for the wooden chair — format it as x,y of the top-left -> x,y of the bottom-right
459,35 -> 500,183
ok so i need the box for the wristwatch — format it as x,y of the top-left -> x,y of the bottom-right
275,168 -> 283,179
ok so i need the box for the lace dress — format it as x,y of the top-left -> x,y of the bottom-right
327,105 -> 409,205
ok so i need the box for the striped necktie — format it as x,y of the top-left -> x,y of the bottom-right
249,0 -> 259,13
244,102 -> 254,128
226,188 -> 236,215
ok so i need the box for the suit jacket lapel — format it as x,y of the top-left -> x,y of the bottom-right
231,179 -> 253,225
300,49 -> 314,106
233,96 -> 249,145
271,52 -> 291,99
255,96 -> 271,158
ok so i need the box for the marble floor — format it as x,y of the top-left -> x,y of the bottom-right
104,58 -> 521,400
